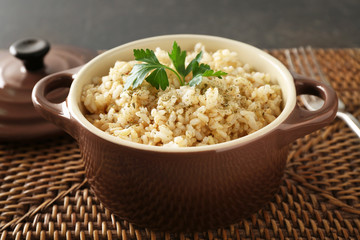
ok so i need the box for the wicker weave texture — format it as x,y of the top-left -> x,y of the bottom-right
0,48 -> 360,240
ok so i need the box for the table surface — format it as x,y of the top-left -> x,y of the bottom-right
0,0 -> 359,51
1,48 -> 360,239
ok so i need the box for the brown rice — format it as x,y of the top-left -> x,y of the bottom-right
81,43 -> 282,147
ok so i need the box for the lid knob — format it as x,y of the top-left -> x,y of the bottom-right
9,38 -> 50,71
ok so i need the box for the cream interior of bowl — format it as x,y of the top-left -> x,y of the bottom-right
69,34 -> 296,152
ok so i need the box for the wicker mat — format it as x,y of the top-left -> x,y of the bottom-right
1,48 -> 360,240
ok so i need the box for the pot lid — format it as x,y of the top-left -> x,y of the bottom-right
0,38 -> 97,141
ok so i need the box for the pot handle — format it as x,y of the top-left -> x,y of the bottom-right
32,67 -> 81,139
278,74 -> 338,146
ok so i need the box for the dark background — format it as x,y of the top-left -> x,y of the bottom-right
0,0 -> 359,51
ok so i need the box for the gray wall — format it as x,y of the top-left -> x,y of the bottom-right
0,0 -> 359,50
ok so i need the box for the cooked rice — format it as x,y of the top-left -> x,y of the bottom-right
81,43 -> 282,147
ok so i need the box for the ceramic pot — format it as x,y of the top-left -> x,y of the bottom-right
32,35 -> 337,231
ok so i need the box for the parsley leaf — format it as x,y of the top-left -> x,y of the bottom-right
133,49 -> 160,64
124,49 -> 171,91
189,62 -> 227,87
168,41 -> 186,84
185,51 -> 203,76
145,68 -> 168,90
124,41 -> 227,91
124,64 -> 158,90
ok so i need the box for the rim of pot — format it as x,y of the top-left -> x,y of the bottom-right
68,34 -> 296,153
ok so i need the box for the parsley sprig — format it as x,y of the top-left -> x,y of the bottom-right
124,41 -> 227,90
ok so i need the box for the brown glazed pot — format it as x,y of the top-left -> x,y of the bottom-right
32,35 -> 338,232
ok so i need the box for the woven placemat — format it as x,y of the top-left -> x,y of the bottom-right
1,48 -> 360,240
